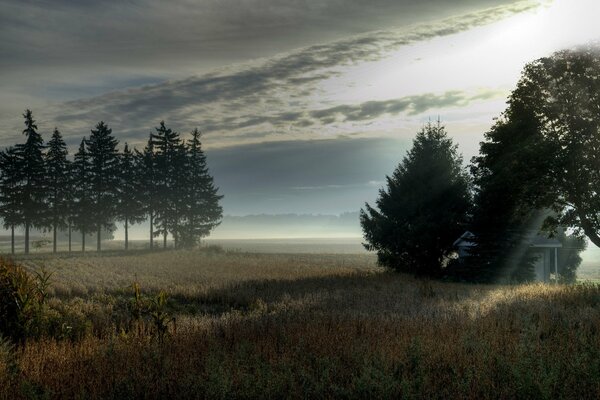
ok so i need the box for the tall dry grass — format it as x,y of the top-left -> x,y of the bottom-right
1,249 -> 600,399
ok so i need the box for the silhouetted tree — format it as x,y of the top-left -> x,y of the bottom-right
14,110 -> 47,254
87,121 -> 119,251
503,45 -> 600,248
72,138 -> 93,252
116,143 -> 145,250
179,129 -> 223,248
45,128 -> 70,253
0,147 -> 21,254
151,121 -> 181,249
465,46 -> 597,281
360,122 -> 471,276
136,136 -> 159,249
466,101 -> 552,282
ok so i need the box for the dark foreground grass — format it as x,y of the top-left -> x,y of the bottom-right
1,251 -> 600,399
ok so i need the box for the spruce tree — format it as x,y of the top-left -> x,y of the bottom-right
117,143 -> 144,250
136,135 -> 159,249
45,128 -> 71,253
14,110 -> 47,254
87,121 -> 119,251
180,129 -> 223,247
360,122 -> 471,276
72,138 -> 93,252
151,121 -> 181,249
0,147 -> 21,254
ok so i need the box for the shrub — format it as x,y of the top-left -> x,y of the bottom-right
0,258 -> 52,342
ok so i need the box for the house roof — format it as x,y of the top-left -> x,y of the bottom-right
453,231 -> 563,249
453,231 -> 476,247
529,235 -> 562,248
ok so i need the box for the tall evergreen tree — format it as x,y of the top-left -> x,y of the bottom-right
72,138 -> 93,252
87,121 -> 119,251
14,110 -> 47,254
117,143 -> 144,250
151,121 -> 181,249
360,122 -> 471,276
45,128 -> 71,253
0,147 -> 21,254
136,135 -> 159,249
180,129 -> 223,248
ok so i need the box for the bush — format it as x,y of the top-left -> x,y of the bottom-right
0,258 -> 50,342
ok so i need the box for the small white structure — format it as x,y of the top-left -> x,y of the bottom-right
453,231 -> 562,283
529,236 -> 562,282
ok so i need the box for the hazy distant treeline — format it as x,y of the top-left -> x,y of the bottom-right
0,110 -> 223,254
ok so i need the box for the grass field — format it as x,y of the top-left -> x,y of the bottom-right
2,246 -> 600,398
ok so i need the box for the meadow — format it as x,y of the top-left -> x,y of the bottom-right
1,245 -> 600,399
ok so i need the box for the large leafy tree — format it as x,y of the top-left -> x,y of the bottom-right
360,122 -> 471,276
466,101 -> 553,282
87,121 -> 119,251
0,147 -> 21,254
116,143 -> 145,250
179,128 -> 223,248
506,45 -> 600,247
465,46 -> 599,282
14,110 -> 47,254
45,128 -> 71,253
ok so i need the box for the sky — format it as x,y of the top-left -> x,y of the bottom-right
1,0 -> 600,220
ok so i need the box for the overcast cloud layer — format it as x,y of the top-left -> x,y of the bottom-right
2,0 -> 599,218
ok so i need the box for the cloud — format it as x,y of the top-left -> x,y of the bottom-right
19,1 -> 535,147
0,0 -> 530,75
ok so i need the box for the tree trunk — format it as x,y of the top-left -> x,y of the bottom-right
97,227 -> 101,252
24,221 -> 29,254
53,223 -> 57,253
82,230 -> 86,253
163,229 -> 167,249
150,212 -> 153,250
68,223 -> 72,253
125,216 -> 129,251
11,225 -> 14,255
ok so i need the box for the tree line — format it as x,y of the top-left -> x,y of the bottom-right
362,44 -> 598,283
0,111 -> 223,254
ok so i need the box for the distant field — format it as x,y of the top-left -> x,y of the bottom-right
2,249 -> 600,398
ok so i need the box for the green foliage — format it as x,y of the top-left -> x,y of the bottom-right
72,138 -> 94,251
14,110 -> 48,254
179,129 -> 223,248
0,259 -> 51,341
87,121 -> 120,250
465,45 -> 598,281
116,143 -> 145,250
361,122 -> 471,276
127,282 -> 175,343
502,45 -> 600,247
45,128 -> 71,253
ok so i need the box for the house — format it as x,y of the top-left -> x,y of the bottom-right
453,231 -> 562,283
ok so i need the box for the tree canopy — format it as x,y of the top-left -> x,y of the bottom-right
360,122 -> 471,276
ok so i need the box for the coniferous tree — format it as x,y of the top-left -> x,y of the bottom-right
151,121 -> 181,249
45,128 -> 71,253
136,135 -> 159,249
180,129 -> 223,248
117,143 -> 144,250
0,147 -> 21,254
87,121 -> 119,251
360,122 -> 471,276
72,138 -> 93,252
14,110 -> 47,254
